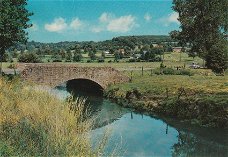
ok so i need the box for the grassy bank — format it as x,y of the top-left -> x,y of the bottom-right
105,73 -> 228,128
0,78 -> 109,156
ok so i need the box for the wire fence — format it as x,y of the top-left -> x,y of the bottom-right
120,65 -> 191,82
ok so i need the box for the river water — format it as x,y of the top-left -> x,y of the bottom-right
53,85 -> 228,157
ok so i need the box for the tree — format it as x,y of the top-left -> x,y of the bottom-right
65,50 -> 72,62
88,51 -> 96,61
0,0 -> 33,75
73,52 -> 83,62
170,0 -> 228,73
101,51 -> 106,58
114,52 -> 120,62
18,52 -> 41,63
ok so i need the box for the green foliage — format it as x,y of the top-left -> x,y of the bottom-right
1,53 -> 9,62
18,52 -> 41,63
73,53 -> 83,62
0,0 -> 33,57
65,50 -> 72,62
162,68 -> 176,75
88,51 -> 96,60
205,38 -> 228,74
114,52 -> 120,62
97,57 -> 105,63
171,0 -> 228,73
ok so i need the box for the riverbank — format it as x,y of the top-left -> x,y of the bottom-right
104,74 -> 228,128
0,78 -> 108,156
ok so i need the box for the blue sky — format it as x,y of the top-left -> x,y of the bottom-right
27,0 -> 180,43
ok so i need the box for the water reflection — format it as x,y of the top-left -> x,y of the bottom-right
53,84 -> 228,157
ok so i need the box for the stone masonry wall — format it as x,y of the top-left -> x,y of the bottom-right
21,64 -> 130,89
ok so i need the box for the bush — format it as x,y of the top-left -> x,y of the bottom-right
52,59 -> 62,62
155,56 -> 162,62
1,53 -> 11,62
18,52 -> 42,63
65,59 -> 72,62
129,58 -> 136,62
52,54 -> 62,62
87,59 -> 91,63
177,69 -> 194,76
163,68 -> 175,75
97,58 -> 105,63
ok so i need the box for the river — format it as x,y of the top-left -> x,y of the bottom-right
52,84 -> 228,157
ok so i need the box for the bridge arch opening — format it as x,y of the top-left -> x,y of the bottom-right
66,79 -> 104,96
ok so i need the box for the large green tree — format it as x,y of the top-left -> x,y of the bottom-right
0,0 -> 32,75
170,0 -> 228,73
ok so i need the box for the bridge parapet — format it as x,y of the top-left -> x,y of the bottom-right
21,64 -> 130,89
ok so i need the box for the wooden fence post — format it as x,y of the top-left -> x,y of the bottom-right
130,70 -> 133,82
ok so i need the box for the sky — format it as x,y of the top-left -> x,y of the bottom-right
27,0 -> 180,43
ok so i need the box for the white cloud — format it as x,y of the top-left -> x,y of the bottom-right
45,17 -> 67,32
91,26 -> 103,33
168,12 -> 179,23
107,15 -> 136,32
70,18 -> 83,30
99,12 -> 112,23
159,12 -> 180,26
92,13 -> 137,33
144,13 -> 151,22
30,23 -> 39,31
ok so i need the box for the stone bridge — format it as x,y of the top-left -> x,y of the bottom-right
21,64 -> 130,89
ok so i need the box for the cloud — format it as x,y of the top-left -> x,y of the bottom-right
30,23 -> 39,31
159,12 -> 179,26
107,15 -> 136,32
92,13 -> 137,33
45,18 -> 67,32
70,18 -> 83,30
99,12 -> 112,23
168,12 -> 179,23
91,26 -> 103,33
144,13 -> 151,22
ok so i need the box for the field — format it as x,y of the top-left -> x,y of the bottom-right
2,52 -> 205,70
2,52 -> 227,94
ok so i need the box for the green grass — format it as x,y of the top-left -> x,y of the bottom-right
2,52 -> 205,71
109,73 -> 228,96
0,79 -> 111,156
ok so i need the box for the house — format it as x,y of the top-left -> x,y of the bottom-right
172,47 -> 182,53
118,49 -> 125,54
104,51 -> 110,54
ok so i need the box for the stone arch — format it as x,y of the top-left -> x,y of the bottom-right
57,77 -> 106,89
65,78 -> 104,95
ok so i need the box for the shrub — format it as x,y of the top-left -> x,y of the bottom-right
129,58 -> 136,62
52,59 -> 62,62
97,58 -> 105,63
177,69 -> 194,76
18,52 -> 42,63
52,54 -> 62,62
162,68 -> 175,75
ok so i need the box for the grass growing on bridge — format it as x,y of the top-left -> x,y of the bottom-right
0,78 -> 111,156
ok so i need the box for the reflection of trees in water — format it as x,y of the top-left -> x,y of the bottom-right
172,131 -> 228,157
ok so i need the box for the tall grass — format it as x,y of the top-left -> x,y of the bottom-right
0,78 -> 109,156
